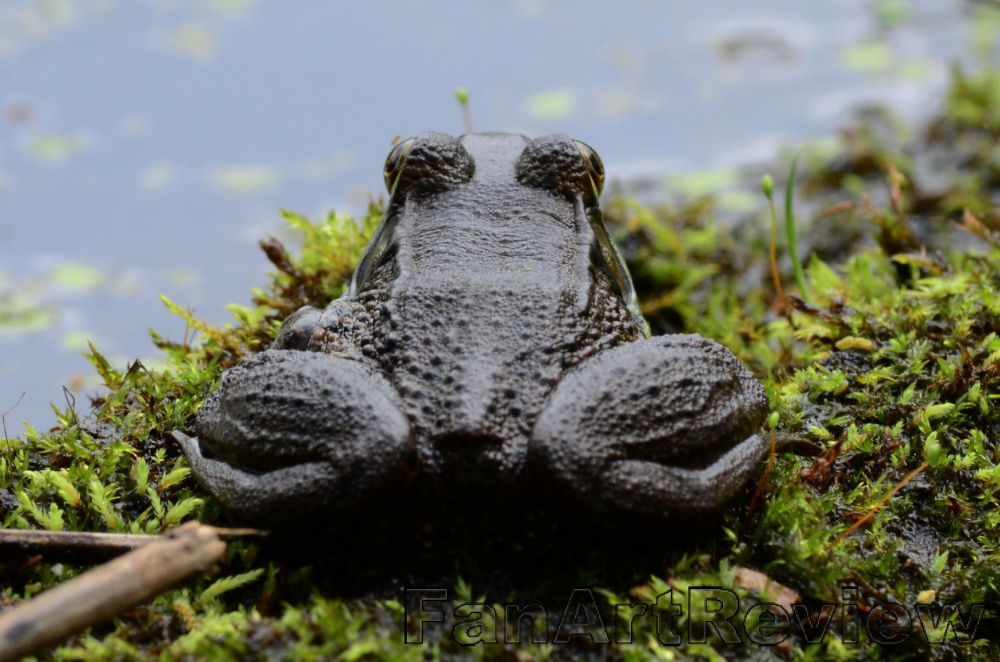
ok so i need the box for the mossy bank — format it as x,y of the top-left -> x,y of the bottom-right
3,66 -> 1000,661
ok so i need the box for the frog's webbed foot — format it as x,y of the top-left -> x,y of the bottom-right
273,301 -> 372,358
530,334 -> 769,522
173,349 -> 414,527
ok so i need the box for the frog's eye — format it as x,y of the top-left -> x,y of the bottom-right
574,140 -> 605,198
384,137 -> 416,193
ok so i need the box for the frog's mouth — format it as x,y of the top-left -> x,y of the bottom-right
422,429 -> 524,484
432,430 -> 507,455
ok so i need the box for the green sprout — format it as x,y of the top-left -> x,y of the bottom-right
455,86 -> 473,134
762,149 -> 811,306
785,149 -> 811,302
761,174 -> 785,306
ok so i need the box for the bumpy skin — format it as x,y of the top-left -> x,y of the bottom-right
173,131 -> 769,527
531,334 -> 768,520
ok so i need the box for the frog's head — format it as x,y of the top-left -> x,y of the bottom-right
350,131 -> 647,336
382,131 -> 604,206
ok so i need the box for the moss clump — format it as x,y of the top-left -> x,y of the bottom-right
3,68 -> 1000,660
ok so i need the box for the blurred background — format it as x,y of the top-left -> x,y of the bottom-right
0,0 -> 994,429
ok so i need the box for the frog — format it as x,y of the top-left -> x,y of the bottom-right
171,131 -> 770,529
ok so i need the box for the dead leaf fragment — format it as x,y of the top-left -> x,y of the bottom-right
733,567 -> 801,613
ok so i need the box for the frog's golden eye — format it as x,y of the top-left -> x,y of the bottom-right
574,140 -> 604,198
384,137 -> 416,193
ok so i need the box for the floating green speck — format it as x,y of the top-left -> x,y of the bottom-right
717,190 -> 759,213
207,165 -> 280,193
900,59 -> 935,81
0,295 -> 56,334
61,330 -> 94,352
208,0 -> 256,14
27,135 -> 83,162
841,42 -> 894,73
666,168 -> 740,198
167,24 -> 219,61
50,263 -> 102,291
167,269 -> 200,288
141,162 -> 176,191
525,89 -> 578,120
874,0 -> 908,26
972,5 -> 1000,61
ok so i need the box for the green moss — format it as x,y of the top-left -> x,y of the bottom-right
4,68 -> 1000,659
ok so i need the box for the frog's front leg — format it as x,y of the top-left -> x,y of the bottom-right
271,300 -> 372,358
173,348 -> 415,527
529,334 -> 769,521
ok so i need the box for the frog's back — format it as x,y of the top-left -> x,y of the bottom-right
346,133 -> 642,480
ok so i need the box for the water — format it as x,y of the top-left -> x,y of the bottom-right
0,0 -> 986,430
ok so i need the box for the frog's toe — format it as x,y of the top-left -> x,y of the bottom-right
530,334 -> 769,521
172,431 -> 349,525
599,434 -> 770,518
176,349 -> 415,526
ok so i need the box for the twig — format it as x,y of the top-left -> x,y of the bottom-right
0,530 -> 146,564
2,392 -> 25,454
823,462 -> 929,553
61,386 -> 78,428
0,526 -> 268,564
132,359 -> 160,386
0,522 -> 227,662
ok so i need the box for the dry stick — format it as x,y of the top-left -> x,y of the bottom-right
0,526 -> 267,564
0,530 -> 147,564
2,392 -> 26,454
60,386 -> 78,428
0,522 -> 226,662
823,462 -> 929,553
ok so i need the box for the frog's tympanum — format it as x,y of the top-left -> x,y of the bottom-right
173,132 -> 769,528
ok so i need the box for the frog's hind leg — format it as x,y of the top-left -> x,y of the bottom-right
529,334 -> 769,522
172,349 -> 415,527
172,432 -> 354,524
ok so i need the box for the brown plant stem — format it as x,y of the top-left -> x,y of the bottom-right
0,522 -> 227,662
823,462 -> 929,553
0,526 -> 267,564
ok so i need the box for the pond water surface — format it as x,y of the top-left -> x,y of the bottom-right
0,0 -> 990,429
